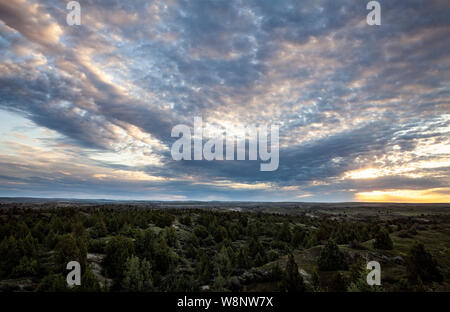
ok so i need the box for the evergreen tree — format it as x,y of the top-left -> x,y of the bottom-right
0,236 -> 20,277
213,226 -> 228,243
247,236 -> 266,262
278,221 -> 292,243
38,274 -> 67,292
373,230 -> 393,250
135,228 -> 156,260
197,252 -> 213,284
193,225 -> 209,239
291,227 -> 305,248
103,236 -> 134,281
407,242 -> 442,284
318,239 -> 347,271
15,221 -> 31,239
79,267 -> 101,292
236,247 -> 250,269
153,238 -> 175,274
12,256 -> 39,277
214,246 -> 232,277
281,254 -> 305,292
213,269 -> 227,291
91,218 -> 107,238
72,220 -> 86,238
161,273 -> 196,291
122,256 -> 154,291
179,215 -> 192,226
45,229 -> 58,249
55,234 -> 83,272
32,221 -> 48,243
164,226 -> 178,248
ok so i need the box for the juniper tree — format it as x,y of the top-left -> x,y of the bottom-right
281,254 -> 305,292
318,239 -> 347,271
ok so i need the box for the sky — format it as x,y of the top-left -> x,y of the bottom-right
0,0 -> 449,202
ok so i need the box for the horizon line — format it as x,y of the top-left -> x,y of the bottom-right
0,196 -> 448,205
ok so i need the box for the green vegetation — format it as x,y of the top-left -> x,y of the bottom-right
373,230 -> 393,250
406,242 -> 442,284
281,254 -> 305,292
318,240 -> 347,271
122,255 -> 154,291
0,202 -> 449,292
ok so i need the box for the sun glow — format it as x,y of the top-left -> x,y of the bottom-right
355,188 -> 450,203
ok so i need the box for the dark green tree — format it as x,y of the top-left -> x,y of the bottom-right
291,227 -> 305,248
278,221 -> 292,243
79,267 -> 101,292
197,251 -> 214,284
179,215 -> 192,226
213,226 -> 228,243
193,225 -> 209,239
152,238 -> 175,274
373,230 -> 393,250
121,255 -> 154,291
407,242 -> 442,284
318,239 -> 347,271
281,254 -> 305,292
12,256 -> 39,277
214,246 -> 232,277
236,247 -> 250,269
103,236 -> 134,281
55,234 -> 85,272
38,274 -> 67,292
0,236 -> 20,277
135,228 -> 156,260
32,221 -> 48,243
91,218 -> 108,238
164,226 -> 178,248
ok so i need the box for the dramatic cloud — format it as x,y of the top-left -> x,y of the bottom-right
0,0 -> 449,202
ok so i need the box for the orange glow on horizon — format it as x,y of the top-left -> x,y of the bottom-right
355,188 -> 450,203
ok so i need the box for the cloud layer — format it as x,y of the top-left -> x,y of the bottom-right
0,0 -> 449,202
